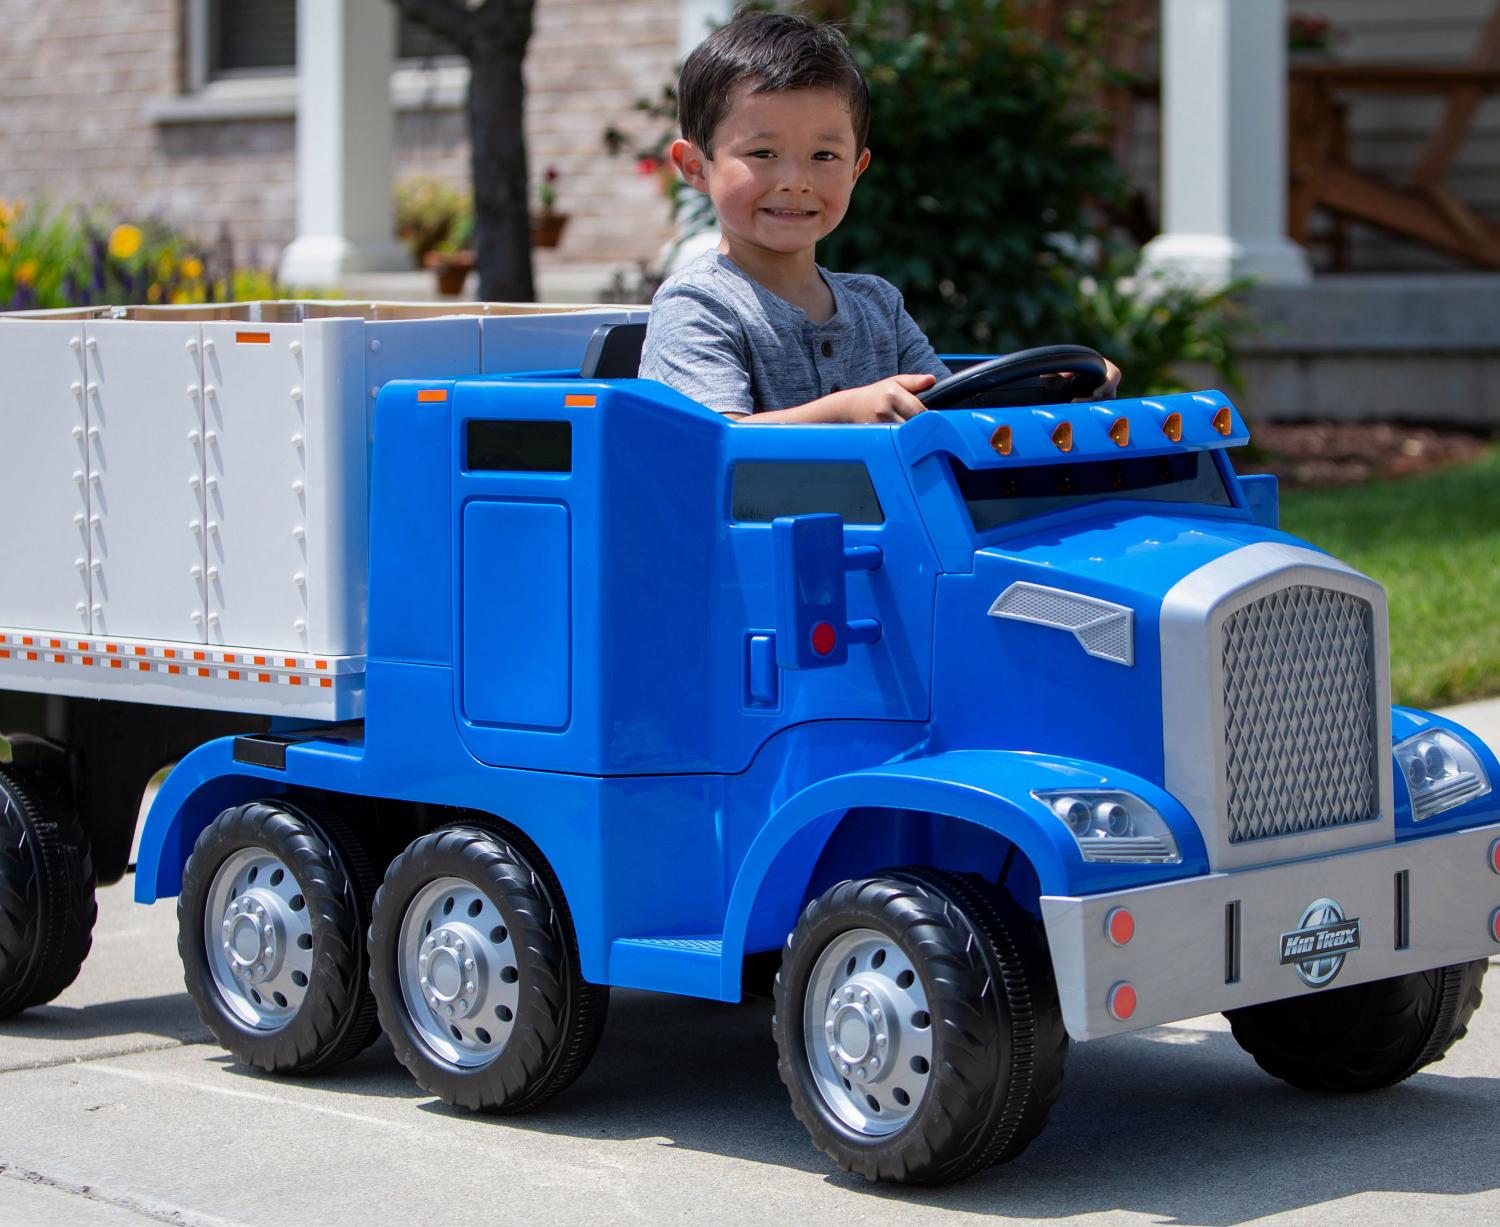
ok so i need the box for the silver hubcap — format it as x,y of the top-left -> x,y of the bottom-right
204,848 -> 314,1030
398,876 -> 519,1068
803,928 -> 933,1136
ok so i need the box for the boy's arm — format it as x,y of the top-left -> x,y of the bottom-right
638,285 -> 756,417
737,374 -> 936,424
894,292 -> 951,380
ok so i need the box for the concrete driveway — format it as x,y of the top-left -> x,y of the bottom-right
4,699 -> 1499,1226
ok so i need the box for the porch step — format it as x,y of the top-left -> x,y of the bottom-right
609,934 -> 727,1000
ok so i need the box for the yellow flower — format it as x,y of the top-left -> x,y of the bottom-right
146,282 -> 162,303
181,256 -> 204,280
169,287 -> 187,305
14,260 -> 37,286
108,223 -> 142,260
157,253 -> 174,281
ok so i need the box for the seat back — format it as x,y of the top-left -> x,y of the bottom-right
579,322 -> 647,379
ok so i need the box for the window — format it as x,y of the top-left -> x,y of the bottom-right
952,452 -> 1233,533
467,420 -> 572,474
205,0 -> 461,81
731,462 -> 884,524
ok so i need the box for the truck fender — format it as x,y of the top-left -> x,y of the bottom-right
718,750 -> 1124,999
134,739 -> 285,903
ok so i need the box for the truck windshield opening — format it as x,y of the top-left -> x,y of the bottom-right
952,452 -> 1233,532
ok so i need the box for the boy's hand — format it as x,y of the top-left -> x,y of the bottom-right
828,373 -> 935,423
1057,358 -> 1122,401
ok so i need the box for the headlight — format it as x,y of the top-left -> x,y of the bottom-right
1032,789 -> 1181,863
1395,729 -> 1491,821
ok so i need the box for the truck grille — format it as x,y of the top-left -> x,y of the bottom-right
1221,585 -> 1380,844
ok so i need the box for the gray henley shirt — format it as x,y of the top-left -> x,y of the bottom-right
638,252 -> 950,416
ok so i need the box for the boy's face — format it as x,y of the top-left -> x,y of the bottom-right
672,85 -> 870,263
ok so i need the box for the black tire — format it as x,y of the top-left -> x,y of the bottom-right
0,763 -> 97,1018
368,826 -> 608,1113
913,868 -> 1069,1164
773,868 -> 1065,1185
1226,959 -> 1488,1092
178,798 -> 382,1075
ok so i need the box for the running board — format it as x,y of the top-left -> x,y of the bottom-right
608,935 -> 729,1000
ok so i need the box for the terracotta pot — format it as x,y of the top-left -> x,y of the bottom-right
423,249 -> 475,296
531,213 -> 569,249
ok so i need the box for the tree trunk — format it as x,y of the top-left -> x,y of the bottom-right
469,37 -> 535,302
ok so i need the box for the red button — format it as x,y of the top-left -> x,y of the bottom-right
811,621 -> 837,656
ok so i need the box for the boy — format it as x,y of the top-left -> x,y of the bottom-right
638,11 -> 1120,423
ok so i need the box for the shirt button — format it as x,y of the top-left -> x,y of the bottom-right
821,341 -> 834,358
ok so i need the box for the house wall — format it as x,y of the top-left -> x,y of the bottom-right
0,0 -> 680,271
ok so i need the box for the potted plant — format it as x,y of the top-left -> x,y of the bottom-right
531,166 -> 568,248
1288,14 -> 1335,62
423,205 -> 475,296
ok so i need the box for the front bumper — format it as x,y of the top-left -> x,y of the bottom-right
1041,821 -> 1500,1040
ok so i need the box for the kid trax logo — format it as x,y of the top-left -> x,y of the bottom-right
1279,898 -> 1361,987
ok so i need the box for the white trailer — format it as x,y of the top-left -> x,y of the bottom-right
0,300 -> 641,721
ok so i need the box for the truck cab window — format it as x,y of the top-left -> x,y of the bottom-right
731,461 -> 884,524
953,452 -> 1233,533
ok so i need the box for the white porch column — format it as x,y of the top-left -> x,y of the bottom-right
1140,0 -> 1311,286
278,0 -> 408,286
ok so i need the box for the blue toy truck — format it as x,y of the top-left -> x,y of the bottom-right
1,304 -> 1497,1185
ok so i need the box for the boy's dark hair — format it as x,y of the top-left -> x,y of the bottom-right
678,12 -> 870,156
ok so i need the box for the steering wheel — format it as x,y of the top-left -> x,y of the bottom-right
918,344 -> 1110,410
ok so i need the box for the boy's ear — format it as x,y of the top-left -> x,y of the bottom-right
670,138 -> 711,193
852,147 -> 871,183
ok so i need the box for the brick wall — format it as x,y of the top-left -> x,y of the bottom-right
0,0 -> 681,271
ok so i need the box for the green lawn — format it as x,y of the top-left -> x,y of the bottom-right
1279,443 -> 1500,710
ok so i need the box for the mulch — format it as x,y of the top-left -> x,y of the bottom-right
1233,421 -> 1494,489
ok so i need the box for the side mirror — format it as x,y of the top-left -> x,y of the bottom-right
1240,473 -> 1279,530
772,513 -> 882,669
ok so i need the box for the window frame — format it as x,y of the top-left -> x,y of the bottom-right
149,0 -> 468,125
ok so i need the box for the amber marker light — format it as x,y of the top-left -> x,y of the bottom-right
1162,412 -> 1183,442
1105,907 -> 1135,947
990,424 -> 1013,456
1108,417 -> 1130,447
1051,421 -> 1073,452
1107,982 -> 1137,1021
1212,406 -> 1233,435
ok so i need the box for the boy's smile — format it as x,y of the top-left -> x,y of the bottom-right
671,84 -> 870,292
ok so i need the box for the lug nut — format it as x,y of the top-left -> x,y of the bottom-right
871,1008 -> 882,1022
859,991 -> 871,1005
877,1034 -> 887,1047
